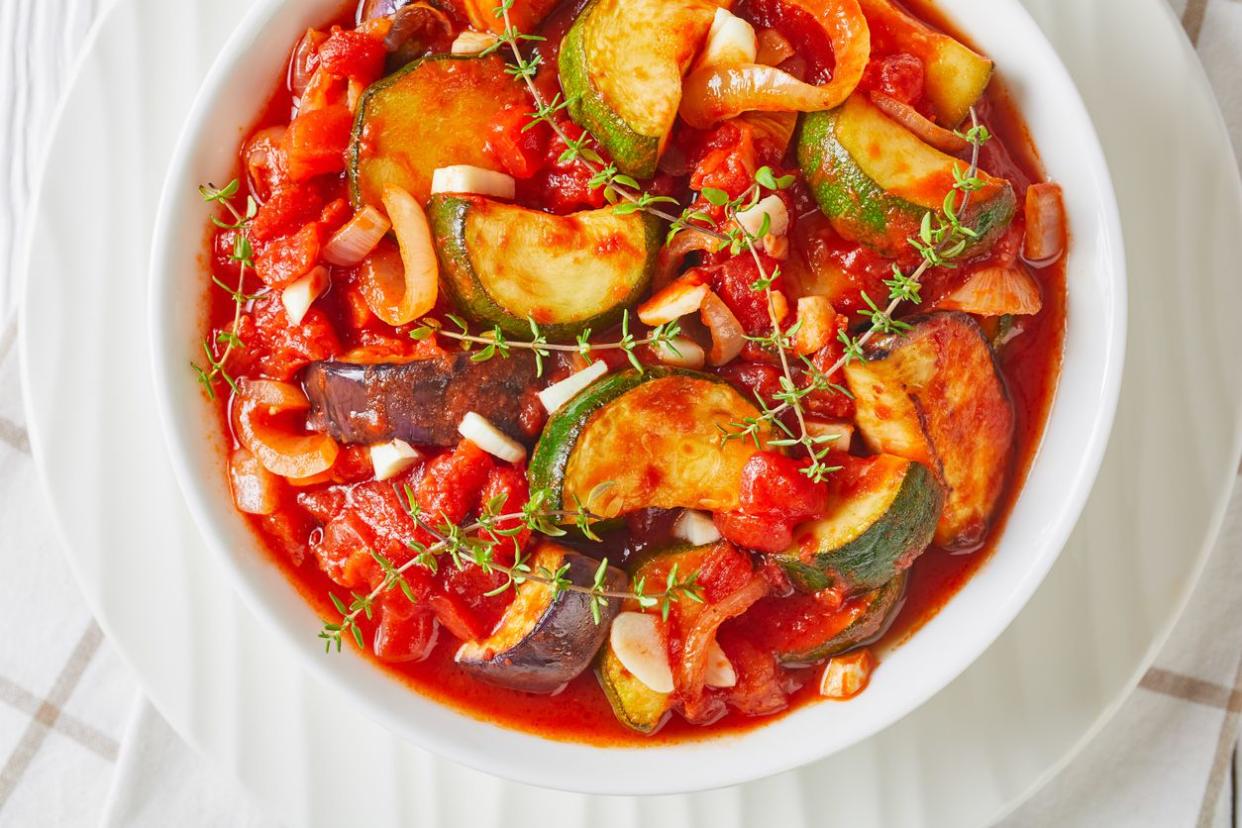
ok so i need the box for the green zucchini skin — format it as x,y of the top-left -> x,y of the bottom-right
527,369 -> 769,519
774,459 -> 943,593
797,105 -> 1016,258
529,369 -> 657,512
427,195 -> 661,342
348,54 -> 525,207
596,644 -> 672,734
558,1 -> 660,180
774,574 -> 907,666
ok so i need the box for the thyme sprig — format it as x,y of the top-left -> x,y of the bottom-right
486,0 -> 729,245
411,310 -> 683,376
191,180 -> 258,400
319,485 -> 703,652
725,112 -> 993,447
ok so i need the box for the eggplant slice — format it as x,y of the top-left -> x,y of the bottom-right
303,351 -> 540,447
456,543 -> 625,694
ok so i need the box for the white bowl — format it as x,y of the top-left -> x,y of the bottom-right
149,0 -> 1125,796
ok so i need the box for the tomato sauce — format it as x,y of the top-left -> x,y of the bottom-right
201,0 -> 1066,745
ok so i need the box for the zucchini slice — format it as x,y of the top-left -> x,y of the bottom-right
858,0 -> 993,127
843,312 -> 1014,550
558,0 -> 719,178
428,195 -> 661,340
597,640 -> 673,734
773,454 -> 942,593
455,543 -> 624,694
595,542 -> 717,733
528,369 -> 772,517
752,573 -> 906,666
348,54 -> 528,207
798,92 -> 1016,257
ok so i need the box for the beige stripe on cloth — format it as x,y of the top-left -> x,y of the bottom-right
0,623 -> 112,808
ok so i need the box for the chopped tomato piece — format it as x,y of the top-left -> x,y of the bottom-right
414,441 -> 496,533
516,121 -> 607,214
479,464 -> 532,557
285,104 -> 354,181
696,542 -> 754,603
489,105 -> 551,180
863,52 -> 925,107
714,452 -> 828,552
317,28 -> 387,82
250,181 -> 327,243
233,295 -> 341,380
255,223 -> 321,287
373,596 -> 438,663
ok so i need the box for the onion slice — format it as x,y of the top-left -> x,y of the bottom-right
370,185 -> 438,325
458,412 -> 526,463
652,336 -> 707,369
234,379 -> 339,479
938,265 -> 1043,316
678,0 -> 870,128
755,28 -> 795,66
676,575 -> 768,707
869,91 -> 969,154
673,510 -> 722,545
792,295 -> 836,355
323,206 -> 391,267
700,291 -> 746,366
228,448 -> 282,515
638,274 -> 709,326
537,360 -> 609,414
610,612 -> 675,694
1023,182 -> 1067,266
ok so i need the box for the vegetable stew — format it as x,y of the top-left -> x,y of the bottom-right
193,0 -> 1066,744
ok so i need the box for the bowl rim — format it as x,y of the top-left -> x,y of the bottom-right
148,0 -> 1126,796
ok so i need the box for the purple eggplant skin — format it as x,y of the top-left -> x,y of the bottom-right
302,351 -> 541,447
456,546 -> 626,695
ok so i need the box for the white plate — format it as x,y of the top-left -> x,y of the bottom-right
20,0 -> 1242,824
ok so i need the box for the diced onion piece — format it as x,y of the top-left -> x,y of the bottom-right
693,8 -> 757,72
655,229 -> 715,288
281,265 -> 330,325
370,438 -> 422,482
430,165 -> 516,199
819,649 -> 875,699
537,360 -> 609,414
755,28 -> 795,66
763,232 -> 790,260
238,378 -> 311,410
235,380 -> 339,479
228,448 -> 282,515
938,265 -> 1043,316
740,111 -> 799,157
376,185 -> 438,325
637,274 -> 709,325
458,411 -> 526,463
869,92 -> 970,154
735,195 -> 789,246
451,30 -> 499,54
347,78 -> 367,113
677,576 -> 767,704
700,291 -> 745,366
1023,182 -> 1067,266
805,419 -> 854,452
678,0 -> 870,128
793,295 -> 836,355
770,290 -> 790,324
673,509 -> 721,545
704,639 -> 737,689
610,612 -> 675,694
652,336 -> 706,369
323,206 -> 391,266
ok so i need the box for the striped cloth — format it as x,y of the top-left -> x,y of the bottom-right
0,0 -> 1239,825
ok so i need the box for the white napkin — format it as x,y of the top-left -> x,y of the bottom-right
0,0 -> 1239,825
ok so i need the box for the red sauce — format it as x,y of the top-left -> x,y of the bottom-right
201,0 -> 1066,745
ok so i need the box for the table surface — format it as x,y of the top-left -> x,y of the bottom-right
0,0 -> 1240,825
